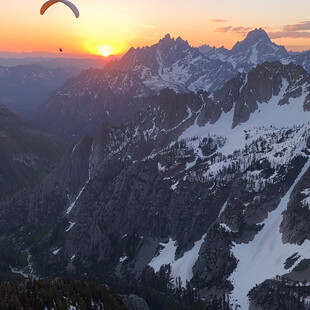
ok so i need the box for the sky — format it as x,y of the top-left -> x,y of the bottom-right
2,0 -> 310,57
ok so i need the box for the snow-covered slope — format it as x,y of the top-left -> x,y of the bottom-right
230,159 -> 310,309
113,34 -> 237,93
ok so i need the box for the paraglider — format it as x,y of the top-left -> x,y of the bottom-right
40,0 -> 79,18
59,47 -> 63,52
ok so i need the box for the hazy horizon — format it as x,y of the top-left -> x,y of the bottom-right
1,30 -> 310,61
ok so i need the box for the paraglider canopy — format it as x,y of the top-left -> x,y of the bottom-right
40,0 -> 79,18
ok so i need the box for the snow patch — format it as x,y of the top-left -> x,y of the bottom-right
66,222 -> 76,232
119,255 -> 128,263
149,234 -> 206,286
53,248 -> 61,255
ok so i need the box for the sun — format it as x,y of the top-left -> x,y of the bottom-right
98,45 -> 114,57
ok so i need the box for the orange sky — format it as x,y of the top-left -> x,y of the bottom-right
2,0 -> 310,57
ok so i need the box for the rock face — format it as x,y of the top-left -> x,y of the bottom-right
281,162 -> 310,245
0,102 -> 66,198
221,61 -> 310,127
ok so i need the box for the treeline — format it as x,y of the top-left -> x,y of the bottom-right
0,278 -> 127,310
248,277 -> 310,310
112,264 -> 232,310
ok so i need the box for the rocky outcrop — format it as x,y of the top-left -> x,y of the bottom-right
121,294 -> 150,310
215,61 -> 310,127
192,223 -> 237,297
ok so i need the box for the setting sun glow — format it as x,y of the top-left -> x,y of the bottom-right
98,45 -> 114,57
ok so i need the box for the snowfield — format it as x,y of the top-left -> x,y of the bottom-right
180,79 -> 310,157
230,159 -> 310,309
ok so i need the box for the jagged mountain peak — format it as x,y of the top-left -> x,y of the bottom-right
244,28 -> 271,43
228,28 -> 289,71
232,28 -> 272,50
158,33 -> 172,43
122,34 -> 190,57
112,33 -> 193,72
156,33 -> 189,47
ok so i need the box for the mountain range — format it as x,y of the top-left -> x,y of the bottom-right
0,64 -> 81,115
30,28 -> 310,141
0,57 -> 110,116
3,28 -> 310,310
2,59 -> 310,309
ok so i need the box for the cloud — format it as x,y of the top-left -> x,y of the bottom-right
216,26 -> 253,36
268,21 -> 310,39
210,19 -> 227,23
269,31 -> 310,39
215,20 -> 310,40
216,26 -> 232,33
231,27 -> 253,35
282,21 -> 310,32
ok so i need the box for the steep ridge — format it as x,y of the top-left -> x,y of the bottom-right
0,102 -> 66,198
3,61 -> 310,309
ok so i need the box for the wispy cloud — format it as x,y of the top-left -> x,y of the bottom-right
216,26 -> 232,33
283,21 -> 310,31
210,19 -> 227,23
216,26 -> 253,36
231,26 -> 253,35
269,31 -> 310,39
268,21 -> 310,39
